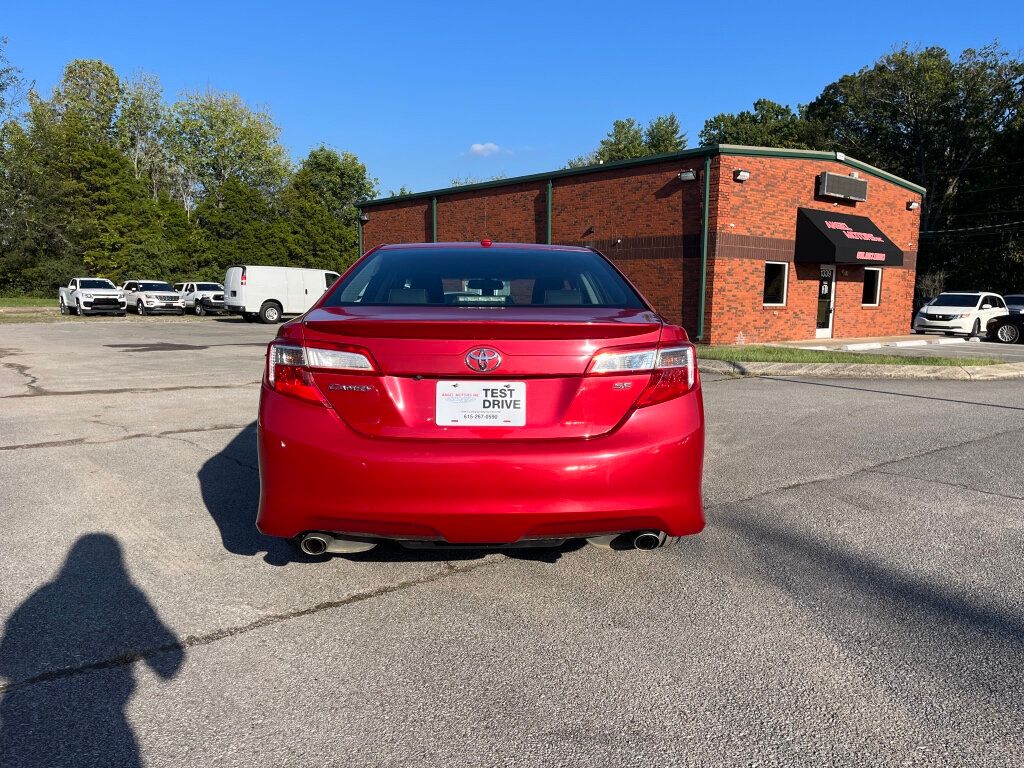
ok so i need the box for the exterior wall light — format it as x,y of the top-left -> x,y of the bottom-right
358,212 -> 370,223
677,169 -> 697,182
906,201 -> 920,211
733,169 -> 751,182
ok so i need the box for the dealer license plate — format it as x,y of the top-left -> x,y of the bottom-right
435,381 -> 526,426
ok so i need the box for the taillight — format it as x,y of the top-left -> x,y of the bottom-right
588,344 -> 696,407
240,274 -> 247,286
266,341 -> 377,404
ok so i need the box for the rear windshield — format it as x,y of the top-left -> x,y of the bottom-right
930,294 -> 979,307
325,247 -> 646,308
79,279 -> 115,289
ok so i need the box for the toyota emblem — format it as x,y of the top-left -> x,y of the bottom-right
465,347 -> 502,372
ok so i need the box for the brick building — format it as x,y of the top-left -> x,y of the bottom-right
357,145 -> 925,344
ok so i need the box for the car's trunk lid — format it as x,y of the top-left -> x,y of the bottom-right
302,306 -> 663,440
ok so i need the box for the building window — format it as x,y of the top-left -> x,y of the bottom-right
862,268 -> 881,306
762,262 -> 788,306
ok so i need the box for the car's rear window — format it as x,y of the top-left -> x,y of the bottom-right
325,247 -> 646,308
930,294 -> 979,307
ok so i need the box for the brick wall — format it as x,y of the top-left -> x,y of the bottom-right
705,154 -> 922,343
360,151 -> 923,344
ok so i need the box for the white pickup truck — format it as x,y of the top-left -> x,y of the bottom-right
58,278 -> 127,316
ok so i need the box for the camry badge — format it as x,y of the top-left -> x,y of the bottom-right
465,347 -> 502,372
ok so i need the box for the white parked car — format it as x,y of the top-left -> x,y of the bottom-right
121,280 -> 186,316
223,265 -> 340,323
58,278 -> 127,316
174,282 -> 225,315
913,292 -> 1009,338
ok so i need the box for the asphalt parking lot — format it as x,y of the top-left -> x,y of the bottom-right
1,319 -> 1023,767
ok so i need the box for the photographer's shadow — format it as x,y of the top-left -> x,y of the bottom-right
0,534 -> 183,768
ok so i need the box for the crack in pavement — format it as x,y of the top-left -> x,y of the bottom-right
864,469 -> 1024,503
0,423 -> 254,452
0,347 -> 43,395
0,559 -> 495,694
706,422 -> 1024,512
1,380 -> 261,399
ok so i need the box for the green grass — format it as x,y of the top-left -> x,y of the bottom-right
697,344 -> 1000,367
0,296 -> 53,307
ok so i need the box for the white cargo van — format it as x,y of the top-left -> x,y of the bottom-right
223,265 -> 341,323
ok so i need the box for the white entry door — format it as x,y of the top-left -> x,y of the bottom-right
816,266 -> 836,339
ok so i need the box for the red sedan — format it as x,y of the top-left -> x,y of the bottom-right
256,242 -> 705,555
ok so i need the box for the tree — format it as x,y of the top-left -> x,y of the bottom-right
597,118 -> 646,162
165,89 -> 291,210
805,43 -> 1024,287
115,72 -> 169,198
700,99 -> 812,149
566,113 -> 687,167
644,113 -> 686,154
0,37 -> 24,118
279,146 -> 378,270
50,59 -> 122,144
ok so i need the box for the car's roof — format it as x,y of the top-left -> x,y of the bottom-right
377,242 -> 594,254
937,291 -> 990,296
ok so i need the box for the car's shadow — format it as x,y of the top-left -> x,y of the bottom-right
198,423 -> 584,565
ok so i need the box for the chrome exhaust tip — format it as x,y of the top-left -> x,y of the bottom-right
633,531 -> 665,550
299,533 -> 330,556
299,532 -> 379,555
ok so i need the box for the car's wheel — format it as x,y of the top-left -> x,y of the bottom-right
116,312 -> 126,317
259,301 -> 282,324
970,319 -> 981,338
177,309 -> 185,316
136,301 -> 146,316
995,322 -> 1021,344
944,331 -> 954,336
59,299 -> 67,315
75,300 -> 83,316
912,329 -> 924,334
242,313 -> 256,322
195,302 -> 206,316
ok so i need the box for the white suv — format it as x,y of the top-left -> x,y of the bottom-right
913,292 -> 1008,338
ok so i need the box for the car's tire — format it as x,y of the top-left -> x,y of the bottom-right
116,312 -> 126,317
970,319 -> 981,338
994,322 -> 1021,344
944,331 -> 954,336
259,301 -> 282,324
74,300 -> 83,316
242,313 -> 256,322
195,302 -> 206,316
177,309 -> 185,316
137,301 -> 148,316
59,299 -> 67,315
912,329 -> 924,334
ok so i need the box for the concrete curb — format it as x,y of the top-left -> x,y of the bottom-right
698,359 -> 1024,381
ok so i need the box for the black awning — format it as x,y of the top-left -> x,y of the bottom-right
795,208 -> 904,266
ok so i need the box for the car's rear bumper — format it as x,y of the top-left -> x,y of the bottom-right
256,385 -> 705,544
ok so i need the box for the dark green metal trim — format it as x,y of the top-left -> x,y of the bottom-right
546,179 -> 553,244
697,155 -> 711,342
360,144 -> 925,207
431,196 -> 437,242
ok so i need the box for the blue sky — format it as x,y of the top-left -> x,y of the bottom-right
4,1 -> 1022,197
